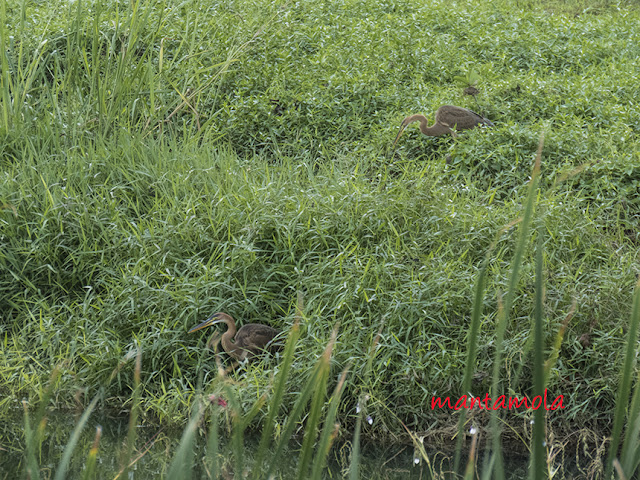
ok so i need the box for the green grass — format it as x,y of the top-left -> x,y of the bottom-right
2,0 -> 640,476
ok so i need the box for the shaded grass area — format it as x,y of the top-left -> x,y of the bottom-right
1,0 -> 640,470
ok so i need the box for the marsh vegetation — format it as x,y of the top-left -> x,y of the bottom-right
2,0 -> 640,477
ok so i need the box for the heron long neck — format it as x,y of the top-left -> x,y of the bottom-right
218,316 -> 243,360
407,114 -> 452,137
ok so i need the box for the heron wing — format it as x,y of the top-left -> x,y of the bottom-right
461,108 -> 494,127
439,106 -> 492,130
235,324 -> 282,354
447,108 -> 482,129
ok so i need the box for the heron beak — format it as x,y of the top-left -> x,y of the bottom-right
188,314 -> 224,333
393,121 -> 408,147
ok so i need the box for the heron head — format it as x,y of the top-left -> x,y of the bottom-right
393,115 -> 424,147
188,312 -> 228,333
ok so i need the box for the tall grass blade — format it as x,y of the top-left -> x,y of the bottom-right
543,302 -> 575,385
52,394 -> 99,480
480,454 -> 496,480
296,326 -> 338,479
454,215 -> 524,472
230,386 -> 246,480
463,428 -> 479,480
82,426 -> 102,480
345,321 -> 385,479
205,407 -> 220,480
621,369 -> 640,476
119,349 -> 142,479
166,404 -> 204,480
453,248 -> 491,472
349,400 -> 363,480
22,367 -> 63,479
0,0 -> 15,128
309,365 -> 351,480
250,293 -> 302,479
263,365 -> 322,479
22,401 -> 40,480
529,221 -> 546,479
487,133 -> 544,479
615,277 -> 640,477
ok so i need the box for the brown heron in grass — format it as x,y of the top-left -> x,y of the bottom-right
393,105 -> 494,146
188,312 -> 282,361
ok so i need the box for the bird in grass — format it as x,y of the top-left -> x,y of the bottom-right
188,312 -> 282,361
393,105 -> 494,146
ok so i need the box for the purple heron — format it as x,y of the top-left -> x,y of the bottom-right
393,105 -> 493,145
189,312 -> 282,361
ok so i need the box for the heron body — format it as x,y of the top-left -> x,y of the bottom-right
393,105 -> 493,146
188,312 -> 281,361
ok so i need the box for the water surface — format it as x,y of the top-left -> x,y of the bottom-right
0,412 -> 529,478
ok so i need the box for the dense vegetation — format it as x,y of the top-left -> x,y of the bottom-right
1,0 -> 640,476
